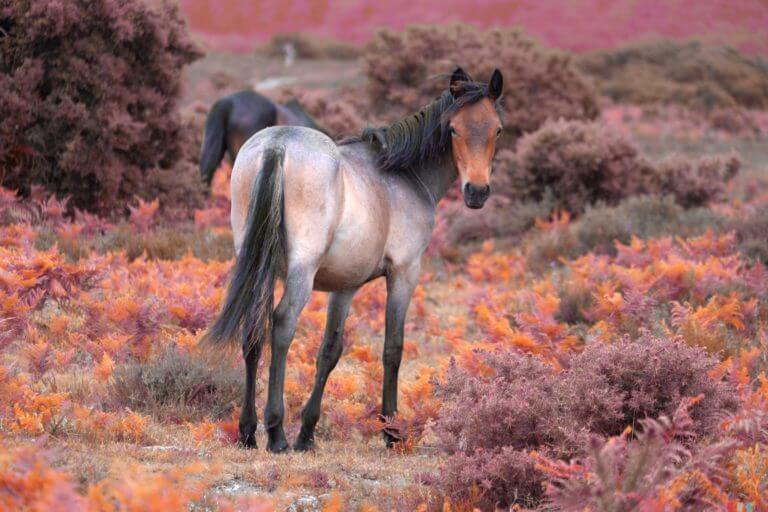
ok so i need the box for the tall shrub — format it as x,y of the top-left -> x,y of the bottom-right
507,120 -> 740,214
364,24 -> 599,140
0,0 -> 204,214
432,337 -> 738,509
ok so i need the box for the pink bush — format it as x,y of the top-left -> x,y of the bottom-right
432,336 -> 737,508
0,0 -> 203,214
364,25 -> 599,139
508,120 -> 740,214
537,398 -> 738,511
653,154 -> 741,208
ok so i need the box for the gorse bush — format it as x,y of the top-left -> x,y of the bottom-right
364,24 -> 599,139
507,120 -> 740,214
0,0 -> 204,214
577,39 -> 768,110
432,336 -> 737,509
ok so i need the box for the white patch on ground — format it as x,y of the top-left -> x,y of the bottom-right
253,76 -> 298,90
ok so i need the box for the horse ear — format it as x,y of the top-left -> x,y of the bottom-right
488,69 -> 503,100
450,67 -> 473,98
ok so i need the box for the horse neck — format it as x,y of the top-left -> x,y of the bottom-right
277,102 -> 320,131
409,155 -> 458,209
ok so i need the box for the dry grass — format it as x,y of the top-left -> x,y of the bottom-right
35,224 -> 234,262
33,435 -> 439,510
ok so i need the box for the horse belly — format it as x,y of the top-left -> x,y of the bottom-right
313,186 -> 388,291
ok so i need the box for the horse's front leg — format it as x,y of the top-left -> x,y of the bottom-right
382,262 -> 420,447
264,266 -> 314,453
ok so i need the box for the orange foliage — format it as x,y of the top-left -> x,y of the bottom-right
1,164 -> 767,509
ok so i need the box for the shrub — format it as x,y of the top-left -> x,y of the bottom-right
652,154 -> 741,208
577,39 -> 768,110
537,399 -> 739,511
364,24 -> 599,139
109,346 -> 241,421
508,120 -> 653,213
563,337 -> 739,437
733,206 -> 768,264
439,194 -> 557,247
0,0 -> 204,214
432,337 -> 737,508
433,353 -> 559,508
526,195 -> 726,266
508,120 -> 740,215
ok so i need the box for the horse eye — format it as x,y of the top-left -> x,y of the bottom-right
496,127 -> 502,137
449,126 -> 457,137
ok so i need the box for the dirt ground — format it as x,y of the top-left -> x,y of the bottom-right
181,52 -> 364,108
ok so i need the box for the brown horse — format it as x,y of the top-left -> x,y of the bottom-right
199,90 -> 324,186
204,67 -> 504,453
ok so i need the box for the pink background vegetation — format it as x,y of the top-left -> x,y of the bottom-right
181,0 -> 768,54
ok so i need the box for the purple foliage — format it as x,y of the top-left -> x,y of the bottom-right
563,336 -> 740,437
431,336 -> 738,508
541,398 -> 738,511
0,0 -> 203,214
508,120 -> 741,214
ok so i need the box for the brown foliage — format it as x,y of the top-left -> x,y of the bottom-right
109,345 -> 241,421
0,0 -> 205,214
577,39 -> 768,110
364,24 -> 599,139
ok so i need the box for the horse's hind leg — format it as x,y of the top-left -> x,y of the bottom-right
238,339 -> 263,448
264,265 -> 314,453
294,288 -> 358,451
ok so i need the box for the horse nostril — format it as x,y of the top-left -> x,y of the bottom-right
463,183 -> 491,208
464,183 -> 490,196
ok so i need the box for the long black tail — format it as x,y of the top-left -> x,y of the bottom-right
203,147 -> 285,352
199,98 -> 233,185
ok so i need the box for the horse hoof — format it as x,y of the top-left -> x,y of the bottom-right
383,429 -> 404,449
238,434 -> 257,449
293,436 -> 315,452
267,439 -> 290,453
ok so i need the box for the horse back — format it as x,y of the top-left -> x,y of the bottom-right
230,127 -> 344,264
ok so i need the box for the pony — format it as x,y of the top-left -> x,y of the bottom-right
198,90 -> 324,186
204,67 -> 504,453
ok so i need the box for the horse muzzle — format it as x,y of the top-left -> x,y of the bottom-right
463,183 -> 490,209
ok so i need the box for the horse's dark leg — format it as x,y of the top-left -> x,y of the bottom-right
264,267 -> 313,453
238,337 -> 262,448
294,289 -> 358,451
381,263 -> 420,447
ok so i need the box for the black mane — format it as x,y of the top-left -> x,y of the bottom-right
346,81 -> 499,172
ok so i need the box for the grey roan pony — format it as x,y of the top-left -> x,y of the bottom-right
204,67 -> 504,453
